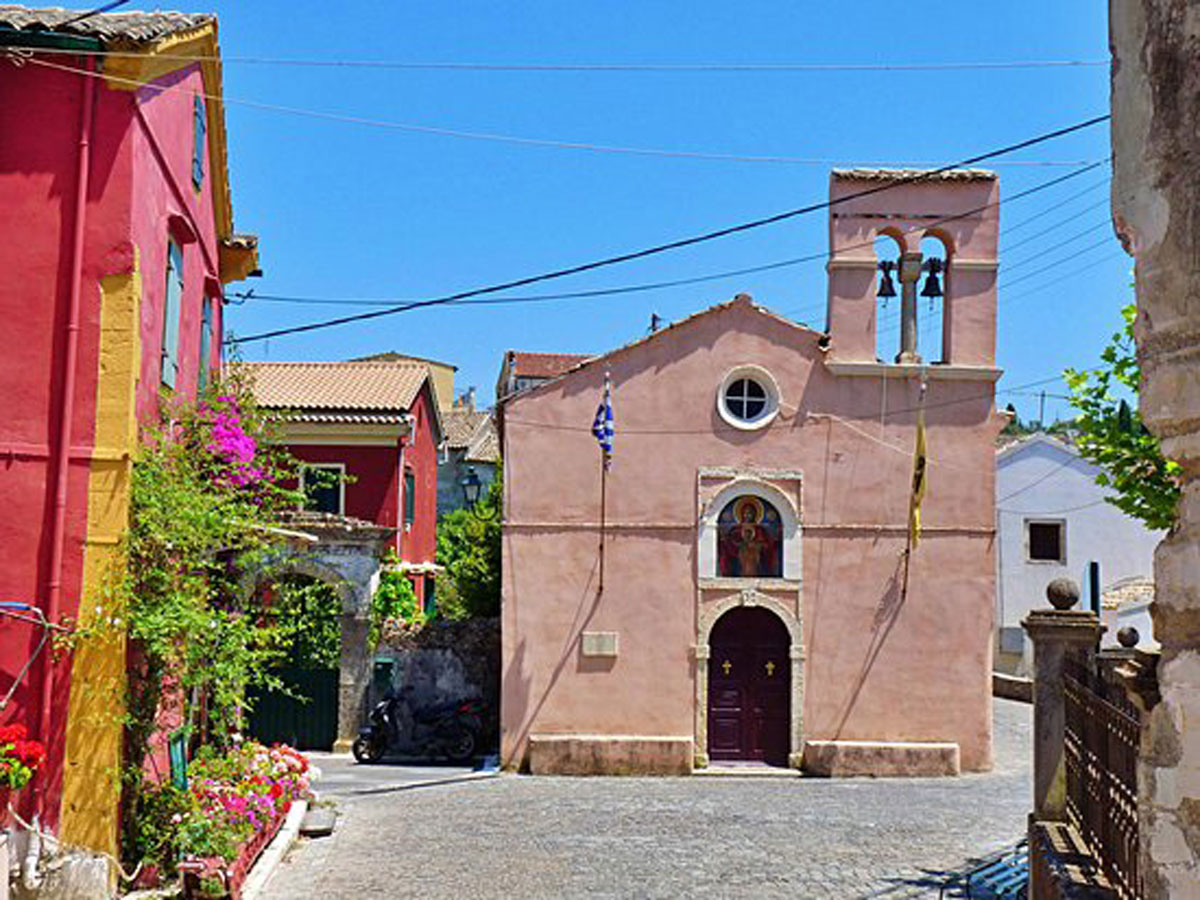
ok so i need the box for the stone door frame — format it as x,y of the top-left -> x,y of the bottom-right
695,588 -> 805,769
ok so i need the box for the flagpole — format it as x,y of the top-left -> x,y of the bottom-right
598,446 -> 607,596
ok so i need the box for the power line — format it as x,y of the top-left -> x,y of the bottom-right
27,45 -> 1109,73
23,55 -> 1099,169
224,127 -> 1109,346
233,161 -> 1109,312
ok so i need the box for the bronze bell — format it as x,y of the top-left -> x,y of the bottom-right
920,258 -> 943,298
877,260 -> 897,298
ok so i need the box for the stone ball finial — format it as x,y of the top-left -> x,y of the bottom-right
1117,626 -> 1140,648
1046,578 -> 1081,610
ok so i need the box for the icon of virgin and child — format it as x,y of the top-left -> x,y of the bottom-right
717,496 -> 783,578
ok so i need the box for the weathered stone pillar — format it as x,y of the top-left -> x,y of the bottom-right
1111,4 -> 1200,896
335,613 -> 372,753
1022,578 -> 1104,822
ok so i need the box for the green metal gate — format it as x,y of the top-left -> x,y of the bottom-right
247,667 -> 339,750
247,575 -> 343,750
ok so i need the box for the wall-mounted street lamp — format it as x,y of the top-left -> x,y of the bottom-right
460,466 -> 499,520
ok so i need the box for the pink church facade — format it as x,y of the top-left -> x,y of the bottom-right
500,170 -> 1005,775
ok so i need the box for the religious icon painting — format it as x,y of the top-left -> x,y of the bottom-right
717,495 -> 783,578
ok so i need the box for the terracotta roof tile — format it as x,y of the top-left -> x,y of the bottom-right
242,361 -> 428,412
832,167 -> 996,182
443,408 -> 488,447
509,351 -> 592,379
464,417 -> 499,463
0,5 -> 212,42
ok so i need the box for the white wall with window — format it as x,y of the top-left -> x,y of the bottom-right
995,434 -> 1163,673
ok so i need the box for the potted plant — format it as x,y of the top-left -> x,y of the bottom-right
0,723 -> 45,824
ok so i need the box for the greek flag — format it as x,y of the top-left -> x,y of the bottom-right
591,373 -> 614,468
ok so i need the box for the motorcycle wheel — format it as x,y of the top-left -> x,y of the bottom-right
445,727 -> 476,763
352,735 -> 385,764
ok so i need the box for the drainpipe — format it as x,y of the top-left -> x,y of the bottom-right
36,56 -> 97,827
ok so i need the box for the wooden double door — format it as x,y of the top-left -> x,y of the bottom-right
707,606 -> 791,766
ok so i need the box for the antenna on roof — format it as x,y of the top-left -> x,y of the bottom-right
648,313 -> 663,334
60,0 -> 130,28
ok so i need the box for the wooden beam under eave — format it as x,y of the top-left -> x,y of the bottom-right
219,240 -> 259,284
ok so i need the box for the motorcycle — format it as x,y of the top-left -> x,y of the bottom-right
352,685 -> 487,764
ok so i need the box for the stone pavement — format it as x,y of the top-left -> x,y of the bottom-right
300,752 -> 481,798
264,699 -> 1031,899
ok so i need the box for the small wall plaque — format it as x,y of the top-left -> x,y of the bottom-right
580,631 -> 619,658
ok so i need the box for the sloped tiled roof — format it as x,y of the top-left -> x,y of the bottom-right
832,167 -> 996,182
0,5 -> 211,42
464,416 -> 499,463
443,408 -> 488,448
243,361 -> 429,412
509,351 -> 592,379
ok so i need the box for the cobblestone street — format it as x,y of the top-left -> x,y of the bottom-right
264,699 -> 1031,899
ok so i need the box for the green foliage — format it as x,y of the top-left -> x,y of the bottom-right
371,564 -> 423,644
111,367 -> 306,867
436,473 -> 502,620
124,783 -> 192,872
1065,303 -> 1182,531
269,576 -> 342,669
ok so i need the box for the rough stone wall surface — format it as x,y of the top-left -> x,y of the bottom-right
377,617 -> 500,738
1110,2 -> 1200,896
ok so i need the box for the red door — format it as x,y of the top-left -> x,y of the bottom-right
707,606 -> 790,766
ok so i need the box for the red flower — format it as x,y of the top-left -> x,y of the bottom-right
0,724 -> 28,743
269,783 -> 282,799
14,741 -> 44,768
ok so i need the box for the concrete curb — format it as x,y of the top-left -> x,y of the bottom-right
345,768 -> 501,797
240,798 -> 308,900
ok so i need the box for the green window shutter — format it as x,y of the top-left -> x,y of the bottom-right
192,94 -> 206,188
161,241 -> 183,388
404,471 -> 416,525
198,297 -> 213,390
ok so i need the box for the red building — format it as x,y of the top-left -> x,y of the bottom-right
244,360 -> 444,606
0,6 -> 257,852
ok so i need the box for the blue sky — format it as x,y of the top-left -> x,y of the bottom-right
181,2 -> 1115,417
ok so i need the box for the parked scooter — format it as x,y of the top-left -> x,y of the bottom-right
352,685 -> 487,763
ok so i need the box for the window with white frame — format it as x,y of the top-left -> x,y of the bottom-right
717,365 -> 781,431
301,463 -> 346,515
1026,519 -> 1066,564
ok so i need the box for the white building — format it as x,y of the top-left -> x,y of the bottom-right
995,433 -> 1163,673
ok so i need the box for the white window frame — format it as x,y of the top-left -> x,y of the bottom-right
1024,517 -> 1067,565
301,463 -> 346,516
717,365 -> 781,431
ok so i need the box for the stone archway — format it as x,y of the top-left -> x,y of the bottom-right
253,513 -> 394,751
695,589 -> 804,768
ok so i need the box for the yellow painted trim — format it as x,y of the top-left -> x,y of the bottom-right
102,25 -> 236,247
60,253 -> 142,856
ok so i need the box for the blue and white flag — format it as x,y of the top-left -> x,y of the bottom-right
591,373 -> 614,469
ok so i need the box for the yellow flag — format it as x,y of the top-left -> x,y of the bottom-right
908,408 -> 928,549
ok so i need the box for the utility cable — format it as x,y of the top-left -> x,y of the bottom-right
25,45 -> 1109,73
232,161 -> 1109,313
18,56 -> 1095,169
223,122 -> 1109,345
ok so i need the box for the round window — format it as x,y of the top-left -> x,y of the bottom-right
717,366 -> 780,430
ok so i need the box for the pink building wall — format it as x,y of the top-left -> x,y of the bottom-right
501,173 -> 1003,774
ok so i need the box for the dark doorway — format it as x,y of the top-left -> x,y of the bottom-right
707,606 -> 790,766
247,575 -> 341,750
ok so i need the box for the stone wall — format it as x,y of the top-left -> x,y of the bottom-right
376,617 -> 500,744
1110,3 -> 1200,896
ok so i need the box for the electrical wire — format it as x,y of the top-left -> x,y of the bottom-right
222,121 -> 1108,345
25,45 -> 1109,73
231,161 -> 1109,313
18,56 -> 1097,170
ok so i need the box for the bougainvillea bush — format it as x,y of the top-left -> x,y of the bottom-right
106,367 -> 311,868
0,724 -> 45,790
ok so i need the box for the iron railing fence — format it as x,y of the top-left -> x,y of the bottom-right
1063,649 -> 1142,900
